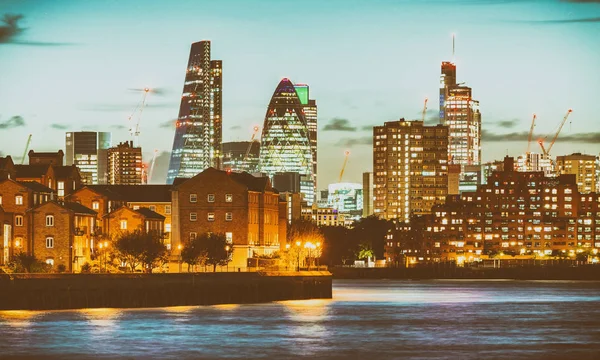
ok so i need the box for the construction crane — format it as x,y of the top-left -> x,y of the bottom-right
148,149 -> 158,183
338,151 -> 350,183
21,134 -> 32,164
128,87 -> 150,147
421,97 -> 428,122
538,109 -> 573,158
526,113 -> 537,155
242,126 -> 260,170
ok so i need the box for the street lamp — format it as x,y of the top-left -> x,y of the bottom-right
295,241 -> 301,272
98,243 -> 103,272
102,241 -> 109,273
225,245 -> 230,272
177,244 -> 183,273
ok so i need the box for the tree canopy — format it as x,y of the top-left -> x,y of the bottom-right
114,229 -> 167,273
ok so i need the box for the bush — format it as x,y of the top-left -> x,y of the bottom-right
57,264 -> 67,273
80,263 -> 92,273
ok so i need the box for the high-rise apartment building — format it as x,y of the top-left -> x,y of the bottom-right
167,41 -> 222,184
259,78 -> 314,204
222,141 -> 260,174
362,172 -> 374,217
556,153 -> 597,194
373,119 -> 449,221
107,141 -> 143,185
65,131 -> 111,184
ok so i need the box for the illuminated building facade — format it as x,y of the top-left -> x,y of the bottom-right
362,172 -> 374,217
259,78 -> 314,204
294,84 -> 318,189
222,141 -> 260,174
107,141 -> 143,185
167,41 -> 222,184
373,119 -> 449,221
65,131 -> 111,184
556,153 -> 598,194
516,152 -> 555,178
327,182 -> 363,213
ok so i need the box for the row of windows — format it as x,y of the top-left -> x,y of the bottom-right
190,212 -> 232,222
0,195 -> 24,205
13,215 -> 54,227
190,194 -> 233,203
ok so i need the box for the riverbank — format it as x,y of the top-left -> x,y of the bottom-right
0,272 -> 332,311
330,265 -> 600,280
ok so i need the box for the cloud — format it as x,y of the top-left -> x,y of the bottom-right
0,115 -> 25,129
110,124 -> 127,130
496,118 -> 520,128
230,125 -> 242,130
50,123 -> 68,130
361,125 -> 374,131
323,118 -> 357,132
0,14 -> 78,46
79,102 -> 174,112
159,119 -> 177,129
336,136 -> 373,147
481,130 -> 600,143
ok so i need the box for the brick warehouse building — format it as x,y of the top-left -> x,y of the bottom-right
385,156 -> 600,265
171,168 -> 285,270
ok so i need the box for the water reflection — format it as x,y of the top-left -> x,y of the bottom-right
0,310 -> 43,328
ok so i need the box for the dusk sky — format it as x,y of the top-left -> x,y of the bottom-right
0,0 -> 599,187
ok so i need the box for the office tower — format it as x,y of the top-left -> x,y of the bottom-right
294,84 -> 318,190
327,183 -> 363,213
273,172 -> 301,194
167,41 -> 222,184
65,131 -> 112,184
259,78 -> 314,204
362,172 -> 374,217
107,141 -> 143,185
556,153 -> 598,194
515,153 -> 554,177
222,141 -> 260,173
439,61 -> 456,121
373,119 -> 449,221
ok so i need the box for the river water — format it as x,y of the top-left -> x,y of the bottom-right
1,280 -> 600,359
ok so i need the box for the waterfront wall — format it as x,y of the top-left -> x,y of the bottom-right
0,272 -> 332,311
331,265 -> 600,280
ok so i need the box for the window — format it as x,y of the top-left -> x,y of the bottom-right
0,195 -> 2,204
207,213 -> 215,221
120,220 -> 128,230
190,232 -> 197,240
46,215 -> 54,227
15,195 -> 23,205
190,212 -> 197,221
226,212 -> 232,221
14,237 -> 23,248
189,194 -> 197,203
133,205 -> 140,210
92,201 -> 99,210
46,237 -> 54,248
45,258 -> 54,266
15,215 -> 23,227
208,194 -> 215,202
165,205 -> 171,215
226,232 -> 233,244
57,181 -> 65,197
149,205 -> 156,212
165,223 -> 171,232
225,194 -> 233,203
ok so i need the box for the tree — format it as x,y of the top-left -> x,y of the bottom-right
181,237 -> 208,272
321,225 -> 356,266
286,219 -> 325,269
13,252 -> 37,273
199,233 -> 233,272
351,216 -> 393,260
114,229 -> 167,273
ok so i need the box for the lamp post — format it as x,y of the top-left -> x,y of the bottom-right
305,242 -> 313,271
177,244 -> 183,273
295,241 -> 301,272
225,245 -> 230,272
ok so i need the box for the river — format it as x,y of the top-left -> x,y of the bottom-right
1,280 -> 599,359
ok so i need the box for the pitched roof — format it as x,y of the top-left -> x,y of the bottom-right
14,164 -> 50,178
61,201 -> 97,215
53,165 -> 80,179
17,181 -> 55,193
230,171 -> 273,192
0,156 -> 14,168
135,207 -> 165,220
86,185 -> 172,202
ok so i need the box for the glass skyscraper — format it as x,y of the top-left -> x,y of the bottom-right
260,78 -> 315,204
166,41 -> 222,184
65,131 -> 112,185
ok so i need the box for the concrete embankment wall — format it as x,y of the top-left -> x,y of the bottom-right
0,272 -> 332,311
331,266 -> 600,280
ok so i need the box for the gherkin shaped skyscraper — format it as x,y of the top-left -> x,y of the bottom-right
259,78 -> 314,203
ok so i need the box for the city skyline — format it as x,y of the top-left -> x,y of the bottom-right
1,0 -> 599,188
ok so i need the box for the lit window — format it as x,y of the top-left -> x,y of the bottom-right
190,232 -> 197,240
45,258 -> 54,266
226,212 -> 232,221
207,213 -> 215,221
120,220 -> 127,230
226,232 -> 233,244
225,194 -> 233,203
46,215 -> 54,227
0,195 -> 2,204
190,194 -> 197,203
15,215 -> 23,227
149,205 -> 156,212
208,194 -> 215,202
165,205 -> 171,215
15,195 -> 23,205
92,201 -> 99,210
57,181 -> 65,197
190,212 -> 197,221
165,223 -> 171,232
46,237 -> 54,248
133,205 -> 140,210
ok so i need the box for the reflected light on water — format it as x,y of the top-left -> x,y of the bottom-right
211,304 -> 240,311
79,308 -> 122,335
0,310 -> 43,328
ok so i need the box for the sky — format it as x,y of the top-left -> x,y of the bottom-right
0,0 -> 599,187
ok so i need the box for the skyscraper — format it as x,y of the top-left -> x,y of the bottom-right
222,141 -> 260,174
65,131 -> 112,184
107,141 -> 143,185
166,41 -> 222,184
259,78 -> 314,204
373,119 -> 449,221
294,83 -> 318,189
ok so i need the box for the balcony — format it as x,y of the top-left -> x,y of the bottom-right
74,227 -> 87,236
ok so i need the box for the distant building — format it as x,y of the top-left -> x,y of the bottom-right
13,163 -> 81,198
515,153 -> 554,177
362,172 -> 374,217
556,153 -> 597,194
448,164 -> 461,195
273,172 -> 300,194
373,119 -> 449,221
65,131 -> 112,184
302,205 -> 347,227
167,41 -> 222,183
222,141 -> 260,174
482,160 -> 504,184
459,164 -> 481,193
28,150 -> 64,166
294,83 -> 318,191
107,141 -> 143,185
327,182 -> 362,213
